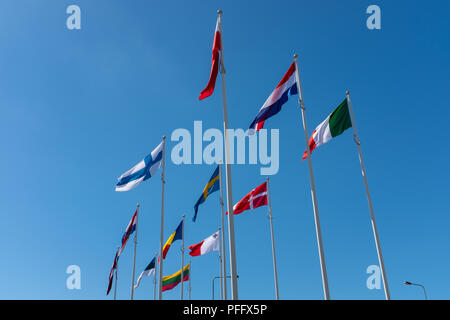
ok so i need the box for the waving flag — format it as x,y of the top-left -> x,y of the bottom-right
116,141 -> 163,192
193,166 -> 220,222
106,249 -> 119,296
162,220 -> 183,260
228,182 -> 268,215
249,62 -> 298,132
134,256 -> 156,289
199,15 -> 222,100
303,98 -> 352,160
162,264 -> 190,292
188,231 -> 220,257
118,207 -> 138,256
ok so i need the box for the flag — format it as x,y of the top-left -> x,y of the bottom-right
193,166 -> 220,222
134,256 -> 156,289
228,182 -> 268,215
249,62 -> 298,133
188,231 -> 220,257
199,16 -> 222,100
162,220 -> 183,259
118,208 -> 138,256
302,98 -> 352,160
116,141 -> 164,192
106,250 -> 119,296
162,264 -> 190,292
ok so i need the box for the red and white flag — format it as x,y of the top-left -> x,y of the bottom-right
228,182 -> 268,215
106,249 -> 119,296
188,231 -> 220,257
199,15 -> 222,100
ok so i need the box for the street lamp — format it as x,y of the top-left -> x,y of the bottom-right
404,281 -> 428,300
212,275 -> 239,300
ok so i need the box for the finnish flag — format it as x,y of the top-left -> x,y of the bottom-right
116,141 -> 164,192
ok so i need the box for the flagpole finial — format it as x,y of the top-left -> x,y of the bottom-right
294,53 -> 298,59
346,90 -> 350,95
163,135 -> 166,140
217,10 -> 223,15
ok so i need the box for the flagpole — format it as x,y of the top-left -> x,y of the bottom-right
294,54 -> 330,300
180,215 -> 185,300
158,136 -> 166,300
154,252 -> 158,300
218,163 -> 227,299
266,178 -> 280,300
188,259 -> 192,300
217,9 -> 239,300
218,227 -> 223,300
346,91 -> 390,300
114,246 -> 119,300
130,204 -> 139,300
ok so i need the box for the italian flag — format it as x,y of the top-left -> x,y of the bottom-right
303,98 -> 352,160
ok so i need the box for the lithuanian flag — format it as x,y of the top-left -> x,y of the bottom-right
162,264 -> 190,292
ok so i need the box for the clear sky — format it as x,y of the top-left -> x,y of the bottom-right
0,0 -> 449,300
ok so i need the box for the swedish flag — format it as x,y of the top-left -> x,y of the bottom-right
193,166 -> 220,222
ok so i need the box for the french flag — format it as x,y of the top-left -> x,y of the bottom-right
118,207 -> 138,256
249,62 -> 298,132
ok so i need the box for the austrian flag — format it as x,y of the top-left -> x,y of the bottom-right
228,182 -> 268,215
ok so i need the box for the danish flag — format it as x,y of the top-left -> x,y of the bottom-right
227,182 -> 268,215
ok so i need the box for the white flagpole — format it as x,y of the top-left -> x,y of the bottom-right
114,246 -> 119,300
218,163 -> 227,300
180,215 -> 185,300
188,260 -> 192,300
130,204 -> 139,300
294,54 -> 330,300
218,227 -> 224,300
217,9 -> 239,300
154,251 -> 158,300
158,136 -> 166,300
266,178 -> 280,300
346,91 -> 390,300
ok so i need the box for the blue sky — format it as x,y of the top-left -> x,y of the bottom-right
0,0 -> 449,300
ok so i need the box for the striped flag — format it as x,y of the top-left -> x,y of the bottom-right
134,256 -> 156,289
303,98 -> 352,160
188,231 -> 220,257
106,249 -> 119,296
162,264 -> 190,292
118,208 -> 138,256
193,166 -> 220,222
116,141 -> 163,192
249,62 -> 298,132
199,15 -> 222,100
162,220 -> 183,260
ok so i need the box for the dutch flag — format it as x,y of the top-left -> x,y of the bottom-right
249,62 -> 298,133
115,141 -> 164,192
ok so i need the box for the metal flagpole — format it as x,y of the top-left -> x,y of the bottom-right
218,227 -> 223,300
218,163 -> 227,299
114,246 -> 119,300
346,91 -> 390,300
158,136 -> 166,300
188,259 -> 192,300
180,215 -> 185,300
130,204 -> 139,300
294,54 -> 330,300
266,178 -> 280,300
217,9 -> 239,300
154,251 -> 158,300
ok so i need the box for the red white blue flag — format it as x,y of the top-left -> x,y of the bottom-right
118,207 -> 138,256
249,62 -> 298,132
